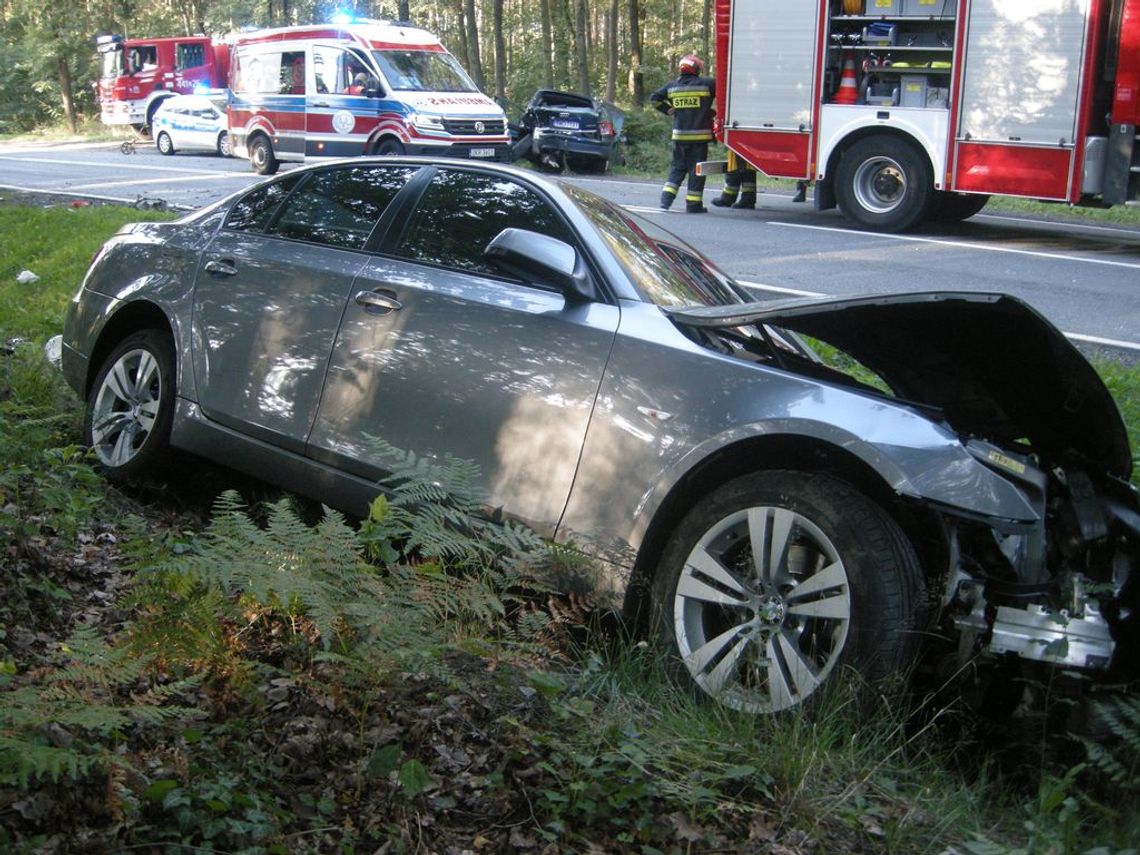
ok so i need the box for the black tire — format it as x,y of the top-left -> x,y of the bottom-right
217,130 -> 232,158
375,138 -> 406,156
835,135 -> 932,232
83,330 -> 175,483
156,132 -> 175,156
928,191 -> 989,222
567,154 -> 608,174
651,471 -> 924,714
249,135 -> 279,175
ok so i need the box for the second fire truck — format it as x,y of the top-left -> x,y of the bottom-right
712,0 -> 1140,231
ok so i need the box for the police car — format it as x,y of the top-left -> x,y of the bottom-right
152,94 -> 231,157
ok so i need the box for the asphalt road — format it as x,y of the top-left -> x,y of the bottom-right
2,139 -> 1138,356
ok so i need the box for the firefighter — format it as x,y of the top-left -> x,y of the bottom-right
711,150 -> 757,209
651,54 -> 716,213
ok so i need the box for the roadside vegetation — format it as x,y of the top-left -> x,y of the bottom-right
1,200 -> 1139,852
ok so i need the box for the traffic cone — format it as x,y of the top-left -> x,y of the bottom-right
833,52 -> 859,104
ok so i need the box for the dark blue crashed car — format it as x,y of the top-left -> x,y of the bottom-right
510,89 -> 624,174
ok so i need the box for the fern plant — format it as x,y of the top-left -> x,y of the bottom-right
0,626 -> 201,788
1082,694 -> 1140,793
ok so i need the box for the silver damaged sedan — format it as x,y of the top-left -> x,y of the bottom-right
61,158 -> 1140,714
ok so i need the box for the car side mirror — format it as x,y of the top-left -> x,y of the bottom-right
484,228 -> 597,302
364,76 -> 383,97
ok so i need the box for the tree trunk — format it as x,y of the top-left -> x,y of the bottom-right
398,0 -> 411,21
605,0 -> 617,102
57,56 -> 76,134
464,0 -> 484,89
702,0 -> 711,62
453,0 -> 471,70
553,0 -> 572,88
574,0 -> 589,95
628,0 -> 643,106
493,0 -> 506,101
539,0 -> 554,88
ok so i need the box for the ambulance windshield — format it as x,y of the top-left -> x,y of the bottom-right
372,49 -> 479,93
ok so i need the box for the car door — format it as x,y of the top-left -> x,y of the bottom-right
307,167 -> 621,536
188,101 -> 223,150
191,164 -> 419,452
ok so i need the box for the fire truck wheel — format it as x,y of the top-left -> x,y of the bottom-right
156,132 -> 175,156
928,191 -> 989,222
835,136 -> 932,233
249,136 -> 279,176
375,138 -> 406,156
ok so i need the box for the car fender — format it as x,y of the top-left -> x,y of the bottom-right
556,304 -> 1039,568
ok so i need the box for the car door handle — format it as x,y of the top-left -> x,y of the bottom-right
311,100 -> 330,108
204,259 -> 237,276
354,289 -> 403,314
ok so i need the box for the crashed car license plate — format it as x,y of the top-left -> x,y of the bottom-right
469,147 -> 496,158
552,119 -> 579,129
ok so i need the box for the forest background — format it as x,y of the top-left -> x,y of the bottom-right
0,0 -> 706,134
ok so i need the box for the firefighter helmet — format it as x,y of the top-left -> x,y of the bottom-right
678,54 -> 703,75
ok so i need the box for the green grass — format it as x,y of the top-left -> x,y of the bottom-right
0,201 -> 175,343
0,196 -> 1138,852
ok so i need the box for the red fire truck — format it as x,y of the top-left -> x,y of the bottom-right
712,0 -> 1140,231
95,34 -> 231,132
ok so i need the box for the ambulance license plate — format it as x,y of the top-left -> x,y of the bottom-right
470,147 -> 496,158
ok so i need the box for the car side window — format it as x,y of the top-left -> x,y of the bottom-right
394,169 -> 575,277
224,174 -> 303,233
264,166 -> 418,250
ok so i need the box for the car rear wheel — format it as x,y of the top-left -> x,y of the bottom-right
156,132 -> 175,156
217,130 -> 232,158
249,135 -> 279,175
84,330 -> 175,483
652,471 -> 924,714
835,135 -> 932,232
566,154 -> 608,174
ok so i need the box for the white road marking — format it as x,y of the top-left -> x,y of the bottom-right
737,280 -> 825,298
71,173 -> 249,190
1064,332 -> 1140,352
976,212 -> 1140,238
0,154 -> 223,175
771,221 -> 1140,270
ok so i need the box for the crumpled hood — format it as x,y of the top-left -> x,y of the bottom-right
667,291 -> 1132,478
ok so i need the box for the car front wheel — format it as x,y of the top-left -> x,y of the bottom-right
156,132 -> 175,156
652,471 -> 924,714
84,330 -> 175,482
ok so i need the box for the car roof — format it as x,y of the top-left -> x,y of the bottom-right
157,94 -> 220,110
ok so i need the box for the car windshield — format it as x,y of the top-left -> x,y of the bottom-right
371,49 -> 479,92
563,185 -> 745,308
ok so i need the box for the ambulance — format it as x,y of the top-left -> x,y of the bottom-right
228,20 -> 511,174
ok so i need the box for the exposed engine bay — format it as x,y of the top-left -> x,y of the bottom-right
667,291 -> 1139,684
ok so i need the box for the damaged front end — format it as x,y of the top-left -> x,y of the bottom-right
668,291 -> 1139,686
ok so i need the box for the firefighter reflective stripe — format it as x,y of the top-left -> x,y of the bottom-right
686,193 -> 702,203
650,75 -> 716,143
662,182 -> 679,196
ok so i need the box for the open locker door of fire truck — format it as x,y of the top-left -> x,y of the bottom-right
952,0 -> 1092,200
721,0 -> 819,178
